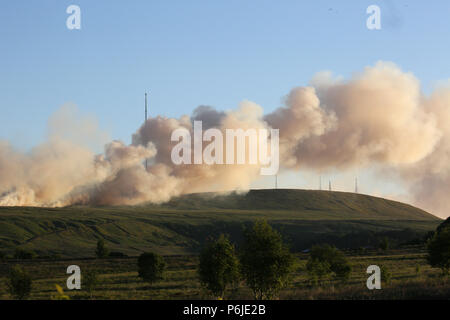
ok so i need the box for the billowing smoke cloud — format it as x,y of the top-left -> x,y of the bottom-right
131,100 -> 269,195
0,101 -> 268,206
263,62 -> 448,217
0,61 -> 449,218
0,107 -> 163,206
399,86 -> 450,217
266,62 -> 441,169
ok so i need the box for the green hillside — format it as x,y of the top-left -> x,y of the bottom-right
163,189 -> 437,220
0,189 -> 441,258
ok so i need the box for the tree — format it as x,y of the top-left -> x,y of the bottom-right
436,217 -> 450,233
137,252 -> 166,285
95,239 -> 109,259
240,220 -> 297,300
379,237 -> 390,251
84,270 -> 100,299
198,234 -> 240,299
331,256 -> 352,282
6,265 -> 32,300
427,217 -> 450,275
306,244 -> 352,284
306,258 -> 331,285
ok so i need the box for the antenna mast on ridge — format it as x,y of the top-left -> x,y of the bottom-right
355,177 -> 358,193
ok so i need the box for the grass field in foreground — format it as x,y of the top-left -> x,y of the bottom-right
0,246 -> 449,300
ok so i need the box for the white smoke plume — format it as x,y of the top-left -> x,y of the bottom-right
0,62 -> 449,218
266,62 -> 441,169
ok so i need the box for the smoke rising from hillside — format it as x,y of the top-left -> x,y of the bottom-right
0,62 -> 449,218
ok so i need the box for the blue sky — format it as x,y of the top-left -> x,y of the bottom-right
0,1 -> 449,199
1,0 -> 449,149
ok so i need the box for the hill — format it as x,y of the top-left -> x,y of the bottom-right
163,189 -> 437,220
0,189 -> 441,257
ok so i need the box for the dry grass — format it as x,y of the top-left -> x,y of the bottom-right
0,248 -> 448,300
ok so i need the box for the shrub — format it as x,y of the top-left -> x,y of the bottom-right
427,218 -> 450,275
240,220 -> 297,300
306,244 -> 352,284
436,217 -> 450,233
95,239 -> 109,259
199,234 -> 240,299
423,231 -> 435,243
84,270 -> 100,298
306,259 -> 331,285
13,248 -> 35,260
6,265 -> 32,300
379,237 -> 390,251
332,257 -> 352,282
109,251 -> 128,258
137,252 -> 166,285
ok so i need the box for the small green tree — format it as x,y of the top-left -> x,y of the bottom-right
84,270 -> 100,299
95,239 -> 109,259
137,252 -> 166,285
306,258 -> 331,285
199,234 -> 240,299
6,265 -> 32,300
240,220 -> 297,300
427,218 -> 450,275
379,237 -> 390,251
306,244 -> 352,285
332,257 -> 352,282
436,217 -> 450,233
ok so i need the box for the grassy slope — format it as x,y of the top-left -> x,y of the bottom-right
0,189 -> 441,257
